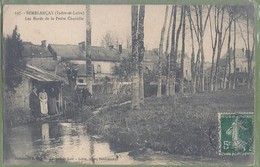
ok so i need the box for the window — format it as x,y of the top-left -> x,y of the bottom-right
78,79 -> 84,83
111,66 -> 115,73
97,65 -> 101,73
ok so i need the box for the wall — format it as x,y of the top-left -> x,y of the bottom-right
5,77 -> 31,114
92,61 -> 118,75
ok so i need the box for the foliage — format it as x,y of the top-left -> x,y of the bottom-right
86,89 -> 253,158
113,56 -> 161,84
4,26 -> 26,92
113,56 -> 135,81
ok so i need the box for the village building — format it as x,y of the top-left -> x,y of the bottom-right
47,42 -> 88,88
219,48 -> 255,87
4,40 -> 73,123
5,64 -> 66,122
48,43 -> 160,83
22,41 -> 58,73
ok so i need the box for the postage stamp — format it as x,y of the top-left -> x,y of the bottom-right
2,2 -> 256,166
218,112 -> 254,155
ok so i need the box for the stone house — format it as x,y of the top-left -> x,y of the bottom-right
5,64 -> 66,120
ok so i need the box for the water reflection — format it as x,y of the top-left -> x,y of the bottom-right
8,122 -> 136,165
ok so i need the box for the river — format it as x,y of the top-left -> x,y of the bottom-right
6,122 -> 227,165
6,122 -> 138,165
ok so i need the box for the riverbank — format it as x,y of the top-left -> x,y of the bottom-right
85,88 -> 254,164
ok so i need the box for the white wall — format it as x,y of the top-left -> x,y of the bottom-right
92,61 -> 118,74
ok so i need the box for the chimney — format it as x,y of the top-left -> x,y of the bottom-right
119,44 -> 122,53
79,41 -> 86,51
41,40 -> 46,47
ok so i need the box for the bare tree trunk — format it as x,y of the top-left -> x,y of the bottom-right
249,42 -> 254,88
173,6 -> 184,93
157,6 -> 169,97
86,5 -> 93,94
165,6 -> 174,96
131,5 -> 140,110
214,6 -> 225,91
209,6 -> 219,92
226,16 -> 232,90
194,5 -> 211,92
169,5 -> 177,96
187,6 -> 196,94
138,5 -> 145,104
232,20 -> 236,90
198,6 -> 205,92
180,6 -> 186,94
215,6 -> 231,89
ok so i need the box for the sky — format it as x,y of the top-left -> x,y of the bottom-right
3,4 -> 253,62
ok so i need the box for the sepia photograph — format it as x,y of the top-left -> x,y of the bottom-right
2,3 -> 255,165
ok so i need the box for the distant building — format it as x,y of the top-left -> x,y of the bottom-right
219,48 -> 251,73
48,43 -> 160,84
218,48 -> 254,88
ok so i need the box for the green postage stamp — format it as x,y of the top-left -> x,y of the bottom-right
218,113 -> 254,155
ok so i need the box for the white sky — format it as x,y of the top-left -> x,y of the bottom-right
3,5 -> 253,62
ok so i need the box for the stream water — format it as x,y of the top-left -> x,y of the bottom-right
6,122 -> 137,165
5,122 -> 226,165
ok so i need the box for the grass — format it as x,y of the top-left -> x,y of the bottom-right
85,88 -> 254,164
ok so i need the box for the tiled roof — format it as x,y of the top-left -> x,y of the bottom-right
22,42 -> 53,58
48,44 -> 86,60
14,64 -> 66,82
48,44 -> 159,63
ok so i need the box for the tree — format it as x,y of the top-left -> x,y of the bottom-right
169,5 -> 177,96
179,5 -> 186,94
214,6 -> 230,91
173,6 -> 184,93
188,5 -> 212,92
86,4 -> 93,94
196,5 -> 212,92
237,5 -> 254,89
165,6 -> 174,96
131,5 -> 140,110
187,6 -> 196,94
214,6 -> 232,90
232,18 -> 237,89
138,5 -> 145,104
209,6 -> 220,92
113,56 -> 135,81
157,5 -> 169,97
4,26 -> 25,92
100,31 -> 122,48
224,6 -> 233,90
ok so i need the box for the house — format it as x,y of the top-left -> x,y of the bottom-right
22,41 -> 58,73
89,45 -> 127,82
48,42 -> 90,89
219,48 -> 255,78
48,43 -> 160,83
5,64 -> 66,119
217,48 -> 255,88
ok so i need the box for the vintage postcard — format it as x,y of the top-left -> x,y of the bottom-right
2,2 -> 257,166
